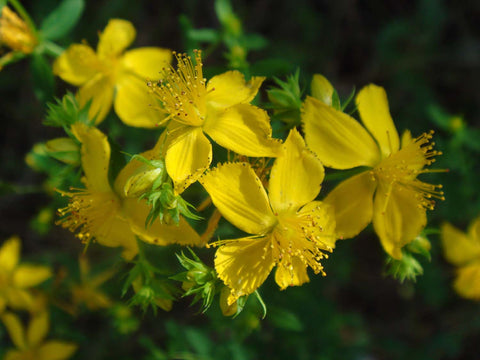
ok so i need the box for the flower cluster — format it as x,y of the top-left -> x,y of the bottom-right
11,15 -> 448,320
39,19 -> 446,311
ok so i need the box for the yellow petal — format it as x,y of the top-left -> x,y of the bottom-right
441,222 -> 480,266
123,198 -> 203,247
94,216 -> 138,260
311,74 -> 334,106
38,341 -> 77,360
302,96 -> 381,169
71,123 -> 111,192
373,183 -> 427,259
453,263 -> 480,300
4,289 -> 34,310
401,129 -> 413,147
206,71 -> 264,108
200,162 -> 276,235
53,44 -> 101,86
122,47 -> 172,80
27,311 -> 49,347
114,73 -> 163,128
356,84 -> 399,158
13,265 -> 51,288
468,216 -> 480,243
77,73 -> 115,124
324,172 -> 376,239
0,236 -> 20,272
165,126 -> 212,194
4,350 -> 23,360
203,104 -> 281,158
1,312 -> 26,350
0,297 -> 6,314
97,19 -> 135,58
275,256 -> 310,290
269,128 -> 324,213
215,236 -> 275,303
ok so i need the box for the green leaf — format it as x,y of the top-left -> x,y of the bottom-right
40,0 -> 85,40
242,33 -> 268,50
253,291 -> 267,319
214,0 -> 234,25
187,28 -> 220,43
0,0 -> 7,12
331,89 -> 341,110
30,53 -> 54,103
269,307 -> 303,331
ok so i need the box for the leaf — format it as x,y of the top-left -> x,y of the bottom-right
242,33 -> 268,50
0,0 -> 7,12
269,307 -> 303,331
187,28 -> 220,43
40,0 -> 85,40
30,54 -> 54,103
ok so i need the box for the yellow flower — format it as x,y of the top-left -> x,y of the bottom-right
302,83 -> 443,259
150,50 -> 281,193
200,129 -> 336,304
1,311 -> 77,360
71,255 -> 114,311
441,217 -> 480,300
57,123 -> 203,259
53,19 -> 171,127
0,6 -> 36,57
0,236 -> 51,314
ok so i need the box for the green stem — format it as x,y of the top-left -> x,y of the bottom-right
42,40 -> 64,57
7,0 -> 36,34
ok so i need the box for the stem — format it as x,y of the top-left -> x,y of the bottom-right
7,0 -> 36,34
42,40 -> 64,57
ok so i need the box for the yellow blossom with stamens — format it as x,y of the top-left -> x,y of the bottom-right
56,123 -> 203,259
149,50 -> 281,193
0,6 -> 36,54
53,19 -> 171,126
302,83 -> 444,259
441,217 -> 480,300
0,236 -> 51,314
200,129 -> 337,304
1,310 -> 77,360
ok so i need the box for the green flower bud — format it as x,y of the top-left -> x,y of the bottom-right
45,137 -> 80,165
124,165 -> 164,198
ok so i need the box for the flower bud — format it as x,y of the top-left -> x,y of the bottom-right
0,7 -> 37,54
124,165 -> 163,198
45,137 -> 80,165
220,286 -> 237,316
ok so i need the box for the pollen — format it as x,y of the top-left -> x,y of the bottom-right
271,209 -> 334,281
56,188 -> 120,246
149,49 -> 207,127
373,130 -> 444,210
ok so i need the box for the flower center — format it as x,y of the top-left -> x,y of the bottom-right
56,188 -> 120,246
373,131 -> 444,210
149,50 -> 207,127
270,208 -> 334,276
